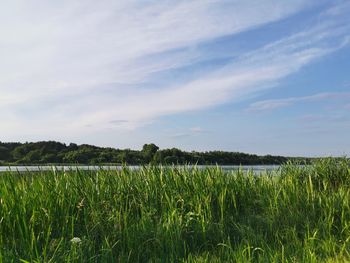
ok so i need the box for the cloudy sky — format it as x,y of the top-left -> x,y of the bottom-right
1,0 -> 350,156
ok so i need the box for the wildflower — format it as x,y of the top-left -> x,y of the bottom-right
70,237 -> 82,244
77,198 -> 85,209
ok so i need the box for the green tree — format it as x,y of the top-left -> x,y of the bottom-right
0,146 -> 10,161
141,143 -> 159,163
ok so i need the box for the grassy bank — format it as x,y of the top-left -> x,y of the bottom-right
0,159 -> 349,262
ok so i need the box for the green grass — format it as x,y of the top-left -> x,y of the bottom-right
0,159 -> 349,262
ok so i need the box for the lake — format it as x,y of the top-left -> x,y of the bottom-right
0,165 -> 281,173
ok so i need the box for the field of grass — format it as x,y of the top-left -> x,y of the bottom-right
0,159 -> 349,262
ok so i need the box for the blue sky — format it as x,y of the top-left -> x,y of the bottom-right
1,0 -> 349,156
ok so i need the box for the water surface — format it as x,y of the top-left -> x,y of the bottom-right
0,165 -> 280,173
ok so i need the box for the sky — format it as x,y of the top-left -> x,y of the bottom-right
1,0 -> 350,156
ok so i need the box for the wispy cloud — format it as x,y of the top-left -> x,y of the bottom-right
189,127 -> 203,134
0,0 -> 308,97
80,17 -> 350,130
299,113 -> 349,123
168,126 -> 205,139
248,92 -> 350,111
0,0 -> 349,138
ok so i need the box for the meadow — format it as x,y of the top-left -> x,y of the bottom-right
0,159 -> 349,262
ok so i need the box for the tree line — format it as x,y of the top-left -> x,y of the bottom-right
0,141 -> 306,165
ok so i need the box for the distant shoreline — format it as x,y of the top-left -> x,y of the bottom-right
0,140 -> 331,166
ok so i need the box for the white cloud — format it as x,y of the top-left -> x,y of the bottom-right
299,114 -> 348,123
0,0 -> 349,138
0,0 -> 308,93
80,26 -> 350,130
248,92 -> 350,111
168,126 -> 205,139
189,127 -> 203,133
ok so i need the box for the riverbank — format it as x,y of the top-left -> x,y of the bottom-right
0,158 -> 349,262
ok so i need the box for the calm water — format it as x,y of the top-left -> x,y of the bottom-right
0,165 -> 280,173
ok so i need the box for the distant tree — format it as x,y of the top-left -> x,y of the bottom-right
68,143 -> 78,151
12,144 -> 32,160
0,140 -> 299,165
62,149 -> 96,164
41,153 -> 61,163
0,146 -> 10,161
153,151 -> 163,164
25,150 -> 41,163
98,152 -> 112,163
142,143 -> 159,163
164,156 -> 178,164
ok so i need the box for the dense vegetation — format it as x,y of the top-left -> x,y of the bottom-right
0,159 -> 349,262
0,141 -> 297,165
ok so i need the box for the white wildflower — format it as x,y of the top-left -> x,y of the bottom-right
70,237 -> 82,244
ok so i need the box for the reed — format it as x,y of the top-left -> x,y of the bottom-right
0,159 -> 349,262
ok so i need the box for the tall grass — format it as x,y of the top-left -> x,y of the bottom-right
0,159 -> 349,262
